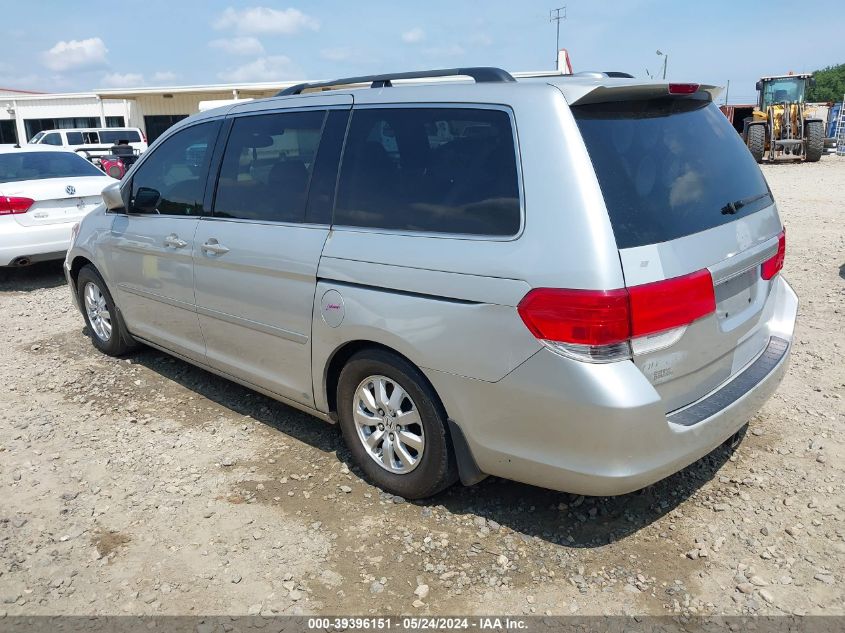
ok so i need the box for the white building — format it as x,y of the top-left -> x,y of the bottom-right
0,81 -> 302,145
0,62 -> 573,146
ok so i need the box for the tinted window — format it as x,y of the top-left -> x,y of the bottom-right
304,110 -> 349,224
66,132 -> 84,145
573,98 -> 772,249
42,133 -> 63,146
100,130 -> 141,143
130,121 -> 219,216
213,110 -> 324,223
335,108 -> 520,236
0,151 -> 103,184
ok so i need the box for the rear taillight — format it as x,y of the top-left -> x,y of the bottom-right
761,229 -> 786,280
0,196 -> 34,215
628,269 -> 716,338
518,288 -> 631,346
668,83 -> 700,94
518,269 -> 716,363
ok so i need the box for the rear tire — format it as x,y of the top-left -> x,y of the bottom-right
804,121 -> 823,163
747,124 -> 765,163
336,349 -> 458,499
76,265 -> 137,356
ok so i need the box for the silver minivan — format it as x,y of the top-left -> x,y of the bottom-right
65,68 -> 798,499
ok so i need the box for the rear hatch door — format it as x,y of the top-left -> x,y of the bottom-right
572,94 -> 784,413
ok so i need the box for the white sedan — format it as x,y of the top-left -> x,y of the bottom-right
0,145 -> 114,267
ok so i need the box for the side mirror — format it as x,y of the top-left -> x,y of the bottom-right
102,181 -> 125,211
755,81 -> 763,92
133,187 -> 161,213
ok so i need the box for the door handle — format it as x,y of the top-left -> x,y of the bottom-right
163,234 -> 188,248
202,238 -> 230,255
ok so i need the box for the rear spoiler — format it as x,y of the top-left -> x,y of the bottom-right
552,80 -> 722,106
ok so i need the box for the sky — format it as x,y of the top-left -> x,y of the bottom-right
1,0 -> 841,104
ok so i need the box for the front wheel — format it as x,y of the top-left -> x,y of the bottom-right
76,265 -> 137,356
804,121 -> 823,162
336,350 -> 458,499
747,124 -> 765,163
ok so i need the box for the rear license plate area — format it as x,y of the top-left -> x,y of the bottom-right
715,268 -> 757,321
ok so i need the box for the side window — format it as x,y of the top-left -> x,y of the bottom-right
66,132 -> 84,145
42,133 -> 63,146
213,110 -> 325,223
335,107 -> 521,236
130,120 -> 219,216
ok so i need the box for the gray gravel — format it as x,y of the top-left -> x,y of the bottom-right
0,156 -> 843,616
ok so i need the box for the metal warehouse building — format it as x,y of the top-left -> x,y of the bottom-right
0,82 -> 300,145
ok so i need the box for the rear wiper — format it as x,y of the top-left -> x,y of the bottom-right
721,192 -> 772,215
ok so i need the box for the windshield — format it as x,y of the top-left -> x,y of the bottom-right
573,97 -> 771,249
29,132 -> 45,144
761,78 -> 806,109
0,151 -> 104,184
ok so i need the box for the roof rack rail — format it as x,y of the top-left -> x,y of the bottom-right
573,71 -> 636,79
277,67 -> 516,96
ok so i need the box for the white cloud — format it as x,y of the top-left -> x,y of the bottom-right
101,72 -> 144,88
218,56 -> 299,82
209,36 -> 265,55
214,7 -> 319,35
320,47 -> 352,62
152,71 -> 178,83
424,44 -> 465,58
42,37 -> 108,72
468,32 -> 493,47
402,28 -> 425,44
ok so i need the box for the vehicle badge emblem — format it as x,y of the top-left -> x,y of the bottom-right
66,185 -> 76,195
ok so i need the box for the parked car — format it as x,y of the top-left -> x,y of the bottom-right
29,127 -> 148,158
64,67 -> 798,499
1,145 -> 114,267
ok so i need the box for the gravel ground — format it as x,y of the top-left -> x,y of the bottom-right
1,156 -> 843,617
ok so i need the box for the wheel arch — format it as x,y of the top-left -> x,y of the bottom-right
323,340 -> 438,418
322,338 -> 485,486
68,254 -> 96,289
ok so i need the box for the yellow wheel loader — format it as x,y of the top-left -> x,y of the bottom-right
742,73 -> 824,163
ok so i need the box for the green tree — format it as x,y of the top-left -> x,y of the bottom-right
807,63 -> 845,102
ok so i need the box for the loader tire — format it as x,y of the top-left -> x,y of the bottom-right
747,125 -> 765,163
805,121 -> 823,163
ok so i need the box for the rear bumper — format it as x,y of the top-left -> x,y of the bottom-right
0,220 -> 74,266
427,275 -> 798,496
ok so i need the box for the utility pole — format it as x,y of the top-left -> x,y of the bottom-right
656,49 -> 668,80
550,6 -> 566,71
724,80 -> 730,105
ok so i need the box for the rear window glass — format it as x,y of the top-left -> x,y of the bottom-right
335,107 -> 520,236
573,98 -> 771,249
99,130 -> 141,143
0,151 -> 103,183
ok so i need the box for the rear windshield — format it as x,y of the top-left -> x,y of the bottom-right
99,130 -> 141,143
0,151 -> 103,183
573,98 -> 771,249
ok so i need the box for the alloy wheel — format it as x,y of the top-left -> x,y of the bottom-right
84,281 -> 112,342
352,375 -> 425,474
